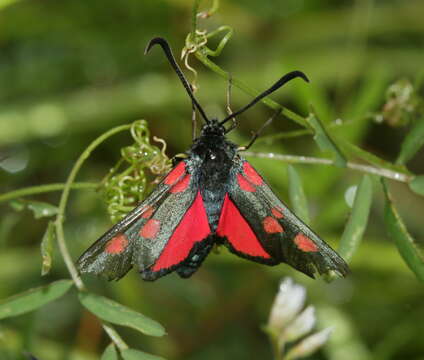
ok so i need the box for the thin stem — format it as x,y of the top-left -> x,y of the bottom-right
0,182 -> 98,203
55,123 -> 132,291
102,323 -> 129,350
243,151 -> 414,183
192,0 -> 202,39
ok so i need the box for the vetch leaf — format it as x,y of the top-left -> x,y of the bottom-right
396,117 -> 424,165
101,344 -> 120,360
382,179 -> 424,282
122,348 -> 166,360
79,292 -> 166,337
40,221 -> 56,276
409,175 -> 424,196
287,165 -> 310,225
0,280 -> 73,319
338,175 -> 373,262
9,199 -> 58,219
306,111 -> 346,167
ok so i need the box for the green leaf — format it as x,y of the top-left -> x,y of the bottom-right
338,175 -> 373,262
338,138 -> 410,175
396,117 -> 424,165
409,175 -> 424,196
101,344 -> 120,360
287,165 -> 310,225
9,199 -> 59,219
0,280 -> 73,319
382,179 -> 424,282
79,292 -> 166,337
122,349 -> 166,360
305,112 -> 346,167
40,221 -> 56,276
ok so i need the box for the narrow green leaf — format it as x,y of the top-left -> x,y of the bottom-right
338,175 -> 373,262
338,138 -> 410,175
409,175 -> 424,196
40,221 -> 56,276
396,118 -> 424,165
101,344 -> 119,360
382,179 -> 424,282
306,112 -> 346,167
122,349 -> 166,360
79,292 -> 166,337
9,199 -> 59,219
287,165 -> 310,225
0,280 -> 73,319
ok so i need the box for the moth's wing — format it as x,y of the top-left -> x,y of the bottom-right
77,161 -> 213,281
217,158 -> 349,278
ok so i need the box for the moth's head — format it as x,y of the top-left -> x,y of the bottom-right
200,118 -> 226,137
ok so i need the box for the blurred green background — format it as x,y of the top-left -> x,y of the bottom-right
1,0 -> 424,359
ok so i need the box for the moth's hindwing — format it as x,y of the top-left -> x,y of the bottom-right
218,157 -> 349,278
77,161 -> 214,281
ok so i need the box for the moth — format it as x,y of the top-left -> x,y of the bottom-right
77,37 -> 349,281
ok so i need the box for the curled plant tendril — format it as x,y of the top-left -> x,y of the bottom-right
182,0 -> 233,91
101,120 -> 172,223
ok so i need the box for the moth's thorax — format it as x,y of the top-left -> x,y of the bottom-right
188,119 -> 237,230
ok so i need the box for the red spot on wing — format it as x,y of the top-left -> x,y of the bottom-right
243,162 -> 263,186
217,194 -> 271,258
294,233 -> 319,252
170,174 -> 191,193
271,207 -> 284,219
141,206 -> 154,219
105,234 -> 129,254
164,161 -> 186,185
237,173 -> 256,192
263,216 -> 284,234
152,192 -> 211,271
140,219 -> 161,239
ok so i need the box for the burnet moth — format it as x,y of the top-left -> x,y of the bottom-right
77,37 -> 349,281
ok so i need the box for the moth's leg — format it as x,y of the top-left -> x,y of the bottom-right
224,73 -> 238,133
238,109 -> 282,151
191,102 -> 197,140
171,153 -> 188,166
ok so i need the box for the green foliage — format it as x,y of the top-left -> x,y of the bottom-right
1,0 -> 424,359
0,280 -> 73,319
382,180 -> 424,282
79,292 -> 166,337
338,175 -> 373,262
287,165 -> 310,225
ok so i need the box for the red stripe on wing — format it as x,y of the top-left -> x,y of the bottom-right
217,194 -> 271,258
152,191 -> 211,271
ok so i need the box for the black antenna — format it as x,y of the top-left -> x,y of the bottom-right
145,37 -> 210,124
220,71 -> 309,125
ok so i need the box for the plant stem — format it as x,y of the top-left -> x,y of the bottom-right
0,182 -> 98,203
243,151 -> 414,183
102,323 -> 129,350
54,123 -> 132,290
192,0 -> 202,38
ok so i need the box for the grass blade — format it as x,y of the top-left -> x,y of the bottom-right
382,179 -> 424,282
338,175 -> 373,262
306,112 -> 346,167
287,165 -> 310,225
409,175 -> 424,197
396,117 -> 424,165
